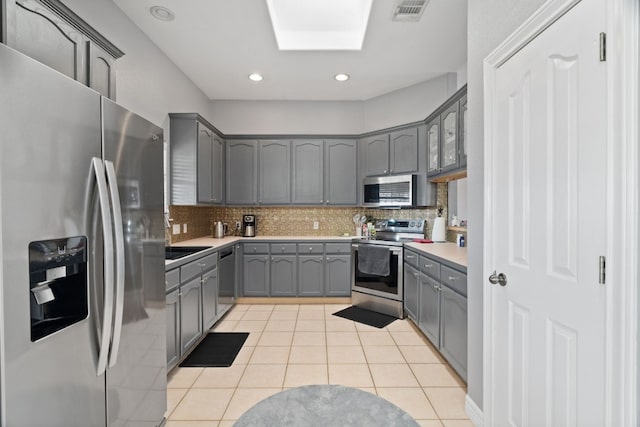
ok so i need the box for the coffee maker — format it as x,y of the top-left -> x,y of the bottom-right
242,214 -> 256,237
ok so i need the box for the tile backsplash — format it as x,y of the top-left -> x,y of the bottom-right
169,183 -> 448,243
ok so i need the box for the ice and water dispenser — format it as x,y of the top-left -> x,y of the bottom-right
29,236 -> 88,341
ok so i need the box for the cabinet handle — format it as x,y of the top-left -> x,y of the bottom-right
198,263 -> 206,268
281,247 -> 285,252
326,200 -> 329,203
424,264 -> 433,268
326,256 -> 330,260
389,169 -> 393,173
448,276 -> 456,281
264,256 -> 268,261
413,273 -> 418,277
406,255 -> 415,259
309,247 -> 313,251
320,199 -> 323,203
384,169 -> 388,174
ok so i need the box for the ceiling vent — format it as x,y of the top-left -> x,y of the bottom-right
392,0 -> 429,22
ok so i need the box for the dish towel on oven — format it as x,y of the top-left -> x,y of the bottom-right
357,245 -> 390,276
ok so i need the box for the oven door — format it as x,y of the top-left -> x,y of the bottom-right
351,243 -> 403,301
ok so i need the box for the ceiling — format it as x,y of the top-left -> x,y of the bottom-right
113,0 -> 468,101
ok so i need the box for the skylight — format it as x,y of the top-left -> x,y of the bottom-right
266,0 -> 372,51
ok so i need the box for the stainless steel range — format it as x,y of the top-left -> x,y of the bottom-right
351,219 -> 425,318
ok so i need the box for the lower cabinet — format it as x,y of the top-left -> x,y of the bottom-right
418,273 -> 441,346
166,288 -> 180,369
439,285 -> 468,380
403,263 -> 419,321
271,255 -> 297,296
325,254 -> 351,296
201,267 -> 218,330
179,277 -> 203,356
243,254 -> 270,296
298,255 -> 324,296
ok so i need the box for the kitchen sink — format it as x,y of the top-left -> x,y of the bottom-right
165,246 -> 212,260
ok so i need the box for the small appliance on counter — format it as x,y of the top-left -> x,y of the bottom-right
431,207 -> 447,242
213,221 -> 228,238
243,214 -> 256,237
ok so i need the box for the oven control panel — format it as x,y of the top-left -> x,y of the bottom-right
374,219 -> 424,233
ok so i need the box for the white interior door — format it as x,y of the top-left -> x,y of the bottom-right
486,0 -> 607,425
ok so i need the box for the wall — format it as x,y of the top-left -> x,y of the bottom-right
456,62 -> 468,89
62,0 -> 212,129
466,0 -> 546,412
210,74 -> 453,135
169,184 -> 448,243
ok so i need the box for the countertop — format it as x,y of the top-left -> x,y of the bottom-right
168,236 -> 466,271
404,241 -> 467,270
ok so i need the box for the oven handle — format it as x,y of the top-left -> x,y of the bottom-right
351,243 -> 403,255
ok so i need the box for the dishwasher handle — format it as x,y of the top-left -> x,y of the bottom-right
220,247 -> 234,259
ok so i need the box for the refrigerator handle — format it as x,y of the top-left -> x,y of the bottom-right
105,160 -> 125,368
91,158 -> 115,376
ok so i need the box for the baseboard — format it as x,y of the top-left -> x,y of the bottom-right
465,395 -> 483,427
236,297 -> 352,305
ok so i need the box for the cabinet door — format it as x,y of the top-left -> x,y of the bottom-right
259,140 -> 291,204
243,254 -> 270,296
426,116 -> 441,176
197,125 -> 213,203
325,254 -> 351,296
439,286 -> 467,381
179,277 -> 203,356
459,94 -> 468,167
418,273 -> 440,346
325,139 -> 358,205
440,101 -> 460,172
270,255 -> 297,296
298,255 -> 324,296
292,140 -> 323,204
211,135 -> 224,204
166,288 -> 180,369
226,140 -> 257,204
11,0 -> 86,83
389,128 -> 418,174
403,263 -> 419,322
363,134 -> 389,176
87,42 -> 115,100
202,268 -> 218,330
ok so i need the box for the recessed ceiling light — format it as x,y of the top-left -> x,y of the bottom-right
334,73 -> 350,82
248,73 -> 263,82
150,6 -> 175,21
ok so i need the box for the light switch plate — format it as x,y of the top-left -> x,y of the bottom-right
172,224 -> 181,235
313,221 -> 319,230
183,223 -> 188,233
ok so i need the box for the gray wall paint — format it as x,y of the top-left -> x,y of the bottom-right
62,0 -> 212,129
467,0 -> 547,411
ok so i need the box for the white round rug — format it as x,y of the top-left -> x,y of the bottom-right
233,384 -> 420,427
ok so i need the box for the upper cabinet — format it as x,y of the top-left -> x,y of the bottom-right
170,114 -> 225,205
226,140 -> 258,205
325,139 -> 357,205
259,140 -> 291,204
292,140 -> 323,204
363,128 -> 419,177
2,0 -> 123,99
426,85 -> 468,180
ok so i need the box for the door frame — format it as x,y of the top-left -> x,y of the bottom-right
482,0 -> 639,426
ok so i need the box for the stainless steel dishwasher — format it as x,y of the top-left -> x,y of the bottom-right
218,245 -> 236,317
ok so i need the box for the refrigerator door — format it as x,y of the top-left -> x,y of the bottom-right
0,45 -> 106,426
101,98 -> 167,426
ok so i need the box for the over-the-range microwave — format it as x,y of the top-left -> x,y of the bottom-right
363,174 -> 417,208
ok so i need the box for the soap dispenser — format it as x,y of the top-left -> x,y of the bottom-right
431,207 -> 447,242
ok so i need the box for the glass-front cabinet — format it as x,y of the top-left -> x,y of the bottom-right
427,117 -> 440,176
440,101 -> 459,173
459,94 -> 468,167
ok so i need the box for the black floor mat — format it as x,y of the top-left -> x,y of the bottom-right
179,332 -> 249,367
332,306 -> 396,329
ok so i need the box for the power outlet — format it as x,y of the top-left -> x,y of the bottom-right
235,221 -> 241,230
172,224 -> 181,235
183,223 -> 188,233
313,221 -> 319,230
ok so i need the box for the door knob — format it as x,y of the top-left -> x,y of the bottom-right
488,271 -> 507,286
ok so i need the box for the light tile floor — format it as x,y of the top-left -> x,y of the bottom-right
166,304 -> 472,427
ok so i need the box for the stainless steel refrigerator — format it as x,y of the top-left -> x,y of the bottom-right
0,44 -> 166,426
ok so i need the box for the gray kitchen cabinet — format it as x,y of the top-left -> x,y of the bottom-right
298,255 -> 324,296
270,255 -> 297,296
426,116 -> 441,177
3,0 -> 123,99
389,128 -> 419,174
440,101 -> 460,173
403,263 -> 419,322
292,140 -> 324,204
179,277 -> 203,356
459,94 -> 468,168
418,272 -> 440,346
259,140 -> 291,204
226,140 -> 258,205
325,254 -> 351,296
170,114 -> 224,205
166,287 -> 180,369
243,254 -> 270,296
362,134 -> 390,176
439,285 -> 468,381
325,139 -> 358,205
201,266 -> 218,331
